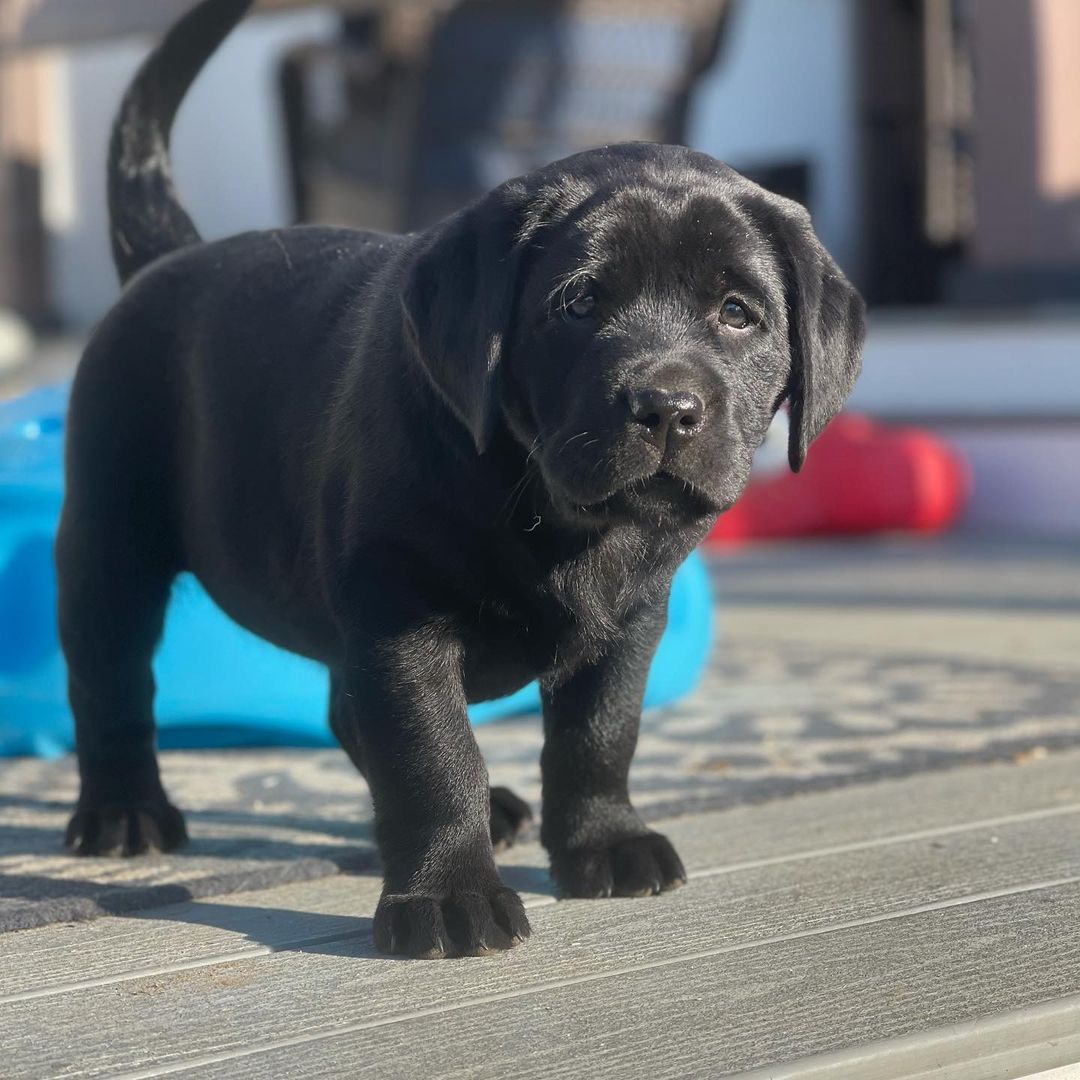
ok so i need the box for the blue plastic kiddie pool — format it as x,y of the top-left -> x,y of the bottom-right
0,383 -> 714,757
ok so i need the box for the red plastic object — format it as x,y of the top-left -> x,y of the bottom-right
707,414 -> 970,545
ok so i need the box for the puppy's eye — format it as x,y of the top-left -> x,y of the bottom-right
719,297 -> 752,329
566,293 -> 596,319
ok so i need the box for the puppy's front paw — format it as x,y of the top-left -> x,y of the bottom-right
551,831 -> 687,899
490,786 -> 533,851
65,799 -> 188,856
374,884 -> 531,958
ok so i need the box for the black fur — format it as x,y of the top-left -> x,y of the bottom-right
57,0 -> 864,957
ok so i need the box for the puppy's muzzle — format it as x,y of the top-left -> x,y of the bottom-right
626,387 -> 705,452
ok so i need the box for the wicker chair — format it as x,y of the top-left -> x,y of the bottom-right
280,0 -> 732,233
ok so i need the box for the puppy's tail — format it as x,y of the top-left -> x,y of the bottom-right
108,0 -> 254,284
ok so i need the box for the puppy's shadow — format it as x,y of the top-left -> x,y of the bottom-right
145,897 -> 379,960
0,789 -> 377,861
0,860 -> 554,967
0,789 -> 555,963
127,859 -> 555,962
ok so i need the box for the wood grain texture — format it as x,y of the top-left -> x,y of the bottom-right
5,749 -> 1080,1003
120,884 -> 1080,1079
4,805 -> 1080,1077
734,993 -> 1080,1080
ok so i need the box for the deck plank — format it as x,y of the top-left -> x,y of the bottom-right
156,884 -> 1080,1080
4,774 -> 1080,1077
4,750 -> 1080,1002
733,995 -> 1080,1080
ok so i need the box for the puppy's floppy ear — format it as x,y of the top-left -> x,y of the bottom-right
772,203 -> 866,473
400,183 -> 528,454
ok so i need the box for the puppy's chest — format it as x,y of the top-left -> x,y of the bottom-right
461,605 -> 611,704
460,554 -> 657,702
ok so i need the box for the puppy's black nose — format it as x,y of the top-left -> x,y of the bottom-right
627,388 -> 705,449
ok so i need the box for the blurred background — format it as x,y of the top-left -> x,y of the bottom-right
2,0 -> 1080,902
1,0 -> 1079,541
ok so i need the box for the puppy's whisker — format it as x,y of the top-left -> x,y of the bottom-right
499,462 -> 540,523
508,476 -> 533,516
502,471 -> 531,511
558,430 -> 591,457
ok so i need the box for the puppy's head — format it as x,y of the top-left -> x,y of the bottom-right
401,143 -> 864,529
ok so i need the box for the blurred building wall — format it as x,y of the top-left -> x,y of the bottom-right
968,0 -> 1080,272
0,0 -> 49,321
687,0 -> 859,279
20,0 -> 1080,326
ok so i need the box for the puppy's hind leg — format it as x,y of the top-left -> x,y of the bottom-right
57,453 -> 186,856
58,522 -> 185,856
489,787 -> 532,851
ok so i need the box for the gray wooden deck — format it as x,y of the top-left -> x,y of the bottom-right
5,750 -> 1080,1079
4,537 -> 1080,1077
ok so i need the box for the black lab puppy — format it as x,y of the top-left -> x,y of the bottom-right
57,0 -> 864,957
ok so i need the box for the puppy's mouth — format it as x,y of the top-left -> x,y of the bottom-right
627,470 -> 711,504
569,469 -> 726,526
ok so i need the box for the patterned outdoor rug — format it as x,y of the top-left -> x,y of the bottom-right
3,539 -> 1079,933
